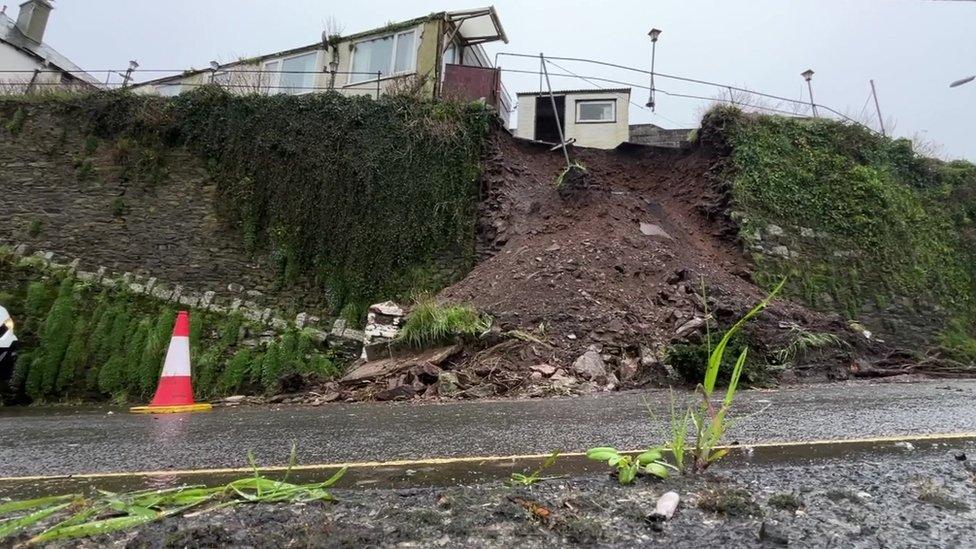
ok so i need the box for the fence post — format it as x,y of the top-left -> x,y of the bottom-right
540,53 -> 571,169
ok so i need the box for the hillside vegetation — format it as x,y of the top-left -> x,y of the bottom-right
0,250 -> 338,405
705,107 -> 976,360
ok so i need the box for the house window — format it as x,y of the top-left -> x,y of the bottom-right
213,71 -> 232,87
349,29 -> 417,83
280,52 -> 318,94
157,83 -> 182,97
262,60 -> 280,93
576,99 -> 616,123
444,43 -> 457,65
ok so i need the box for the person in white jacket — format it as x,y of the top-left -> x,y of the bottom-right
0,305 -> 17,384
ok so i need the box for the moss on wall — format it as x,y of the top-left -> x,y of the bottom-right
0,250 -> 338,405
704,106 -> 976,357
63,87 -> 491,320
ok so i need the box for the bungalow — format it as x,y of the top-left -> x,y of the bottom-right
0,0 -> 102,92
132,7 -> 511,122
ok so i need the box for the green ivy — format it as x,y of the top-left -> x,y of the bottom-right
705,106 -> 976,351
67,87 -> 491,313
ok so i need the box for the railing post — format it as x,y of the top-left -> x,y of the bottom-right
540,53 -> 571,169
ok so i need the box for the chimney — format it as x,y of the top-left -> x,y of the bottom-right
15,0 -> 52,44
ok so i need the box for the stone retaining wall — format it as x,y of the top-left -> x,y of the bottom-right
1,241 -> 365,349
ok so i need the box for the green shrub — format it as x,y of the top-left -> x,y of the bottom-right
76,158 -> 94,181
24,278 -> 76,400
397,296 -> 490,349
27,218 -> 42,238
111,197 -> 125,218
83,135 -> 99,155
5,107 -> 26,135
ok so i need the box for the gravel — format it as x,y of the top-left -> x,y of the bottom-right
37,442 -> 976,548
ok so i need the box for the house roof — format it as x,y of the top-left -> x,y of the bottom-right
516,88 -> 631,96
134,7 -> 507,88
0,11 -> 101,87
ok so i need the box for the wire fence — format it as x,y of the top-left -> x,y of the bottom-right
0,56 -> 886,134
495,52 -> 884,133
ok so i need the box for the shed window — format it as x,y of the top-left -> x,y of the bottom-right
576,100 -> 616,123
350,29 -> 417,83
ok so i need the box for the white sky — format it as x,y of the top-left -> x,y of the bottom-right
35,0 -> 976,160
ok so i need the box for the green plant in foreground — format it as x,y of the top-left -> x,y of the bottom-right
0,446 -> 346,543
585,447 -> 674,485
587,278 -> 785,482
677,278 -> 786,473
507,451 -> 561,487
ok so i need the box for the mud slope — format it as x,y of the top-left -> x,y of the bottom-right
439,131 -> 887,385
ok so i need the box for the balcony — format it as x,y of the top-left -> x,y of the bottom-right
442,63 -> 512,126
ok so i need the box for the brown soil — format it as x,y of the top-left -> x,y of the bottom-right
436,131 -> 887,386
325,129 -> 911,403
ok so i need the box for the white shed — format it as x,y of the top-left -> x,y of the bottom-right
515,88 -> 631,149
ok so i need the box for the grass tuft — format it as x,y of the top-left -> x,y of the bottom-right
396,295 -> 491,349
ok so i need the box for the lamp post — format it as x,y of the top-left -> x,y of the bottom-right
209,60 -> 220,84
120,59 -> 139,88
801,69 -> 818,117
950,75 -> 975,88
328,59 -> 339,90
646,28 -> 661,111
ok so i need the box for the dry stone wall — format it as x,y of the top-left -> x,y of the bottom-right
0,102 -> 329,315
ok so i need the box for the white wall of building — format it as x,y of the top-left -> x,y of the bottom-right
515,90 -> 631,149
0,44 -> 64,87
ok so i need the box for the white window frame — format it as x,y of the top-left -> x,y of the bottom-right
347,27 -> 419,84
261,59 -> 281,94
575,99 -> 617,124
262,51 -> 320,95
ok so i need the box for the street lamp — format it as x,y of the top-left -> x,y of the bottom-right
209,60 -> 220,84
801,69 -> 818,117
949,75 -> 975,88
328,59 -> 340,89
646,28 -> 661,110
120,59 -> 139,88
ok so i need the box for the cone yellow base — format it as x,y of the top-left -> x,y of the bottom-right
129,403 -> 213,414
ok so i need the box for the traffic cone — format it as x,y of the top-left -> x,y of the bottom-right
130,311 -> 212,414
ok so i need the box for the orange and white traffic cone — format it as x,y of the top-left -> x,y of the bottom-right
130,311 -> 212,414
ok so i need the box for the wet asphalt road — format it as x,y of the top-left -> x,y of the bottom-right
1,379 -> 975,477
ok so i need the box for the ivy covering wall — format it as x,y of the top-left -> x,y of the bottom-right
703,107 -> 976,359
75,87 -> 492,320
0,251 -> 338,405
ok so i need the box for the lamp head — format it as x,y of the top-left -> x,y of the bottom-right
801,69 -> 814,81
648,28 -> 662,42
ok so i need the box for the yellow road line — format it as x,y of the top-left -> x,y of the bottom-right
1,431 -> 974,483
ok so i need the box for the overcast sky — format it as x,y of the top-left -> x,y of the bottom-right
35,0 -> 976,160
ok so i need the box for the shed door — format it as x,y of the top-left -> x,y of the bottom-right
534,95 -> 565,144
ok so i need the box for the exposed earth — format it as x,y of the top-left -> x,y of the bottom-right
326,130 -> 963,403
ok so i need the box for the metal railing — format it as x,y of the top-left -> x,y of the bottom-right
493,52 -> 884,133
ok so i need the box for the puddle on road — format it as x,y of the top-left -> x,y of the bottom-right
1,436 -> 972,499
